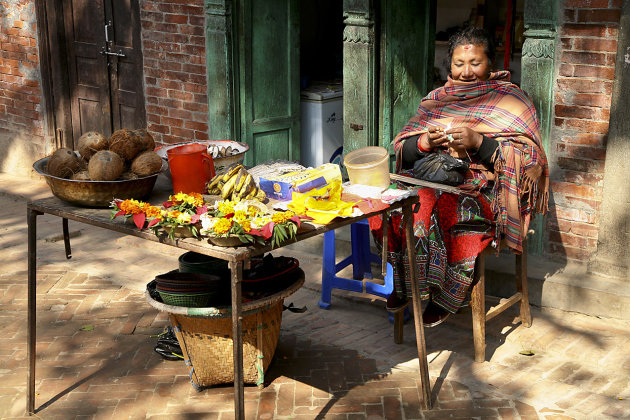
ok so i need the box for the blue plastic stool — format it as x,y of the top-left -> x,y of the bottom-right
318,220 -> 409,341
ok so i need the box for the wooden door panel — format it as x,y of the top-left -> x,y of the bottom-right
238,0 -> 300,166
253,131 -> 291,162
63,0 -> 111,143
108,0 -> 145,131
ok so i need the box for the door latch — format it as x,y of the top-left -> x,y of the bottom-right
100,47 -> 126,58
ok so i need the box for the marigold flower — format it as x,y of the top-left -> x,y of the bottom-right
176,212 -> 192,224
213,218 -> 233,234
218,201 -> 235,215
240,220 -> 251,233
120,199 -> 144,215
168,210 -> 182,219
272,211 -> 295,224
144,205 -> 162,219
233,210 -> 248,223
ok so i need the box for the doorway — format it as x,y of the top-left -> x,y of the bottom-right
44,0 -> 145,149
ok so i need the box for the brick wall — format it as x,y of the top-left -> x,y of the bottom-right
0,0 -> 46,171
140,0 -> 209,146
549,0 -> 622,261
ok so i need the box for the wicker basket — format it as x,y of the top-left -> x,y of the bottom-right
168,300 -> 283,388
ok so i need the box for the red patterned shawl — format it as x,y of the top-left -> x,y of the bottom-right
393,71 -> 549,254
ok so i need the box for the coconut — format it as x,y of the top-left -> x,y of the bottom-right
70,170 -> 91,181
131,151 -> 163,177
88,150 -> 124,181
133,128 -> 155,152
77,131 -> 108,161
119,171 -> 139,180
46,148 -> 82,178
108,129 -> 143,162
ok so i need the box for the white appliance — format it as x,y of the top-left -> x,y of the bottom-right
300,82 -> 343,168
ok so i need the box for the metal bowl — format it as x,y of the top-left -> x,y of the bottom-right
33,156 -> 166,207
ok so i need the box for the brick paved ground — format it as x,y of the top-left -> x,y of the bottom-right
1,173 -> 630,419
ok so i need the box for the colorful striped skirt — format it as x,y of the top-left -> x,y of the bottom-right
369,187 -> 495,314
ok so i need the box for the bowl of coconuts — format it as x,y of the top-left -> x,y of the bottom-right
33,128 -> 166,207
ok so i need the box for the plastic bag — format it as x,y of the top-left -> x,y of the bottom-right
412,152 -> 469,186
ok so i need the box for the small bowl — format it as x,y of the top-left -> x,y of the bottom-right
33,156 -> 166,207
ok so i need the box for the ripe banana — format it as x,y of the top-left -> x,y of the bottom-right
235,174 -> 254,199
206,172 -> 223,193
221,164 -> 243,183
233,168 -> 248,193
221,173 -> 239,199
255,188 -> 267,202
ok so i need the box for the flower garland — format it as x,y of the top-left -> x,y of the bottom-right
201,200 -> 311,248
111,195 -> 312,247
111,192 -> 208,240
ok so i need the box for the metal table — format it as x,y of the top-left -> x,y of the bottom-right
26,192 -> 432,418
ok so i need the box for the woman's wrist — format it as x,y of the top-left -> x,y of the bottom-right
418,134 -> 431,152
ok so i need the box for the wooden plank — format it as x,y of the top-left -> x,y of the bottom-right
389,173 -> 462,195
485,293 -> 522,322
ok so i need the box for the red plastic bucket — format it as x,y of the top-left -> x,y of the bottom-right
166,144 -> 215,194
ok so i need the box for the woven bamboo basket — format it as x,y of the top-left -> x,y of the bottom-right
168,300 -> 283,387
145,267 -> 304,388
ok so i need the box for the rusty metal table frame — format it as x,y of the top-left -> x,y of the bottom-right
26,194 -> 431,418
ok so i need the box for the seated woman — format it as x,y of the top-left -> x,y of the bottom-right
372,26 -> 549,327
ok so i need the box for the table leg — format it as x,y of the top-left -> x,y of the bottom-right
27,208 -> 42,415
229,260 -> 244,419
402,204 -> 432,410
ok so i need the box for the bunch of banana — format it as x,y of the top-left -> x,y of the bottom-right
206,164 -> 267,202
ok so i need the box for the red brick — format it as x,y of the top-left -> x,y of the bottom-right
605,53 -> 617,66
563,133 -> 606,146
194,130 -> 209,140
559,64 -> 574,77
557,78 -> 610,94
572,65 -> 615,79
190,16 -> 205,26
561,51 -> 607,66
148,124 -> 170,134
182,102 -> 208,113
577,9 -> 621,23
565,9 -> 577,22
570,93 -> 612,108
555,104 -> 597,119
182,64 -> 205,75
168,108 -> 192,120
548,230 -> 597,250
185,121 -> 208,131
182,82 -> 207,94
167,90 -> 194,102
157,98 -> 183,109
564,118 -> 609,134
161,116 -> 184,128
164,14 -> 188,24
561,37 -> 573,50
573,37 -> 617,52
160,80 -> 183,90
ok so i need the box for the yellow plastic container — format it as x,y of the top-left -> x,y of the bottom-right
344,146 -> 391,190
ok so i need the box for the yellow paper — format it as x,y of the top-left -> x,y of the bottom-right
288,180 -> 355,224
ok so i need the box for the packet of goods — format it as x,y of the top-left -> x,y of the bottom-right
258,163 -> 341,201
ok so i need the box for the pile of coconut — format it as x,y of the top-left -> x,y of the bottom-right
45,128 -> 163,181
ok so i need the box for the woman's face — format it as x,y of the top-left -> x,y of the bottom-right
450,44 -> 491,82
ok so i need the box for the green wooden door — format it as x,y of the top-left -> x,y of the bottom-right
379,0 -> 436,160
235,0 -> 300,166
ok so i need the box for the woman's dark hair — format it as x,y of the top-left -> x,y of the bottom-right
447,26 -> 495,66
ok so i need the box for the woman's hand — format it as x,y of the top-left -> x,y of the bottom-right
422,127 -> 451,150
444,127 -> 483,153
